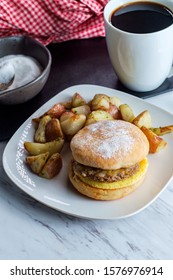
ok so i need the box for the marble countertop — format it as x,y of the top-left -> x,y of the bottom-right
0,91 -> 173,260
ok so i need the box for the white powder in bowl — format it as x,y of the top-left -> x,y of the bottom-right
0,54 -> 42,91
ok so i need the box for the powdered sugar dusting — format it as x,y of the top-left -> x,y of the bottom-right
72,120 -> 135,159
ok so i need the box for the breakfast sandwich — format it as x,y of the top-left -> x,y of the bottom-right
69,120 -> 149,200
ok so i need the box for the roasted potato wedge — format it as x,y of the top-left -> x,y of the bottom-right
24,139 -> 64,156
150,125 -> 173,136
26,152 -> 49,174
141,126 -> 167,153
60,111 -> 75,122
34,115 -> 52,143
109,96 -> 122,108
91,94 -> 110,111
106,104 -> 122,119
71,92 -> 86,107
60,114 -> 86,136
60,101 -> 72,109
45,119 -> 64,141
39,153 -> 62,179
46,103 -> 66,118
119,103 -> 135,122
71,104 -> 91,116
32,103 -> 66,123
92,93 -> 110,101
133,110 -> 152,128
85,110 -> 113,126
95,93 -> 110,98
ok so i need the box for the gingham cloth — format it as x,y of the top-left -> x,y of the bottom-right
0,0 -> 108,45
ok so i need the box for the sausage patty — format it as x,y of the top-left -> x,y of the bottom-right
72,160 -> 140,183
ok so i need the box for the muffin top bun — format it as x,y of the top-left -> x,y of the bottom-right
70,120 -> 149,170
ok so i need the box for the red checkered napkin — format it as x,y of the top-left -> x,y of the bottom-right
0,0 -> 108,45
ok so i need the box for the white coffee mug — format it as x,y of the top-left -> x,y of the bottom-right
104,0 -> 173,92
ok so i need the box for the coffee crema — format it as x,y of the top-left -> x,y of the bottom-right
110,1 -> 173,34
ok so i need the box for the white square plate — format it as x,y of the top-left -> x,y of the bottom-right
3,85 -> 173,219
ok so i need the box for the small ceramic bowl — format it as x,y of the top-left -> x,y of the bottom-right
0,36 -> 52,105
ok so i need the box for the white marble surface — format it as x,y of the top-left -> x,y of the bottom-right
0,91 -> 173,260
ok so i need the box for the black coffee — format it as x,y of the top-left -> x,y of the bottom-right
110,1 -> 173,33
